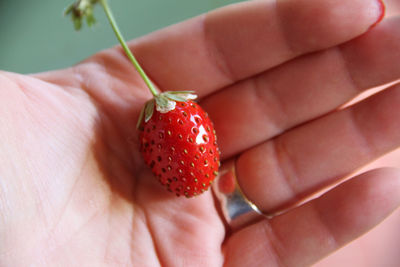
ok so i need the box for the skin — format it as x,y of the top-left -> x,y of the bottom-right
0,0 -> 400,266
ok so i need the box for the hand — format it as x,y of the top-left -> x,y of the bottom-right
1,0 -> 400,266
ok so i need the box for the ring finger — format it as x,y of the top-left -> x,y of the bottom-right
235,81 -> 400,212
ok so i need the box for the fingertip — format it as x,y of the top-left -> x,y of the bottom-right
370,0 -> 386,29
369,167 -> 400,204
349,167 -> 400,199
278,0 -> 387,52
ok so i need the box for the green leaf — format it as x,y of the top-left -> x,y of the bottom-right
155,95 -> 169,108
162,91 -> 198,103
164,93 -> 187,102
73,17 -> 83,30
64,4 -> 74,16
86,8 -> 96,26
167,90 -> 196,95
144,99 -> 155,123
136,105 -> 146,129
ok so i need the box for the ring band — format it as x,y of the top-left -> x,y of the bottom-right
212,160 -> 273,229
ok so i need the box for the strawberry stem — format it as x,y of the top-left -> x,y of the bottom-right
99,0 -> 158,96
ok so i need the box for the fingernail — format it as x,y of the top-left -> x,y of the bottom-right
370,0 -> 385,29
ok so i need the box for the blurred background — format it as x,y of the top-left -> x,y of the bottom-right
0,0 -> 241,74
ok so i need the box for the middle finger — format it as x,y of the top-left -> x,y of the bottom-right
201,18 -> 400,158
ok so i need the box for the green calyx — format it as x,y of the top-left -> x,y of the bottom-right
136,91 -> 197,129
65,0 -> 99,30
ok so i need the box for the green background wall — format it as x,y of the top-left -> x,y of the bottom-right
0,0 -> 241,74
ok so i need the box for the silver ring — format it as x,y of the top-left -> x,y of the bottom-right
212,160 -> 273,229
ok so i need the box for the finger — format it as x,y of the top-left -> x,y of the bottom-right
34,0 -> 382,113
236,82 -> 400,212
341,16 -> 400,89
201,17 -> 400,158
123,0 -> 382,97
223,168 -> 400,267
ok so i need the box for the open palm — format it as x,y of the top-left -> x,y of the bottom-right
1,0 -> 400,266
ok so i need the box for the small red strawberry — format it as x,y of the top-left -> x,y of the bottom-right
65,0 -> 220,197
137,91 -> 220,197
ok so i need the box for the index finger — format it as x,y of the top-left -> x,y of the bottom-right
129,0 -> 383,97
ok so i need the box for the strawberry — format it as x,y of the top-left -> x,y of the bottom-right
65,1 -> 220,197
137,91 -> 220,197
